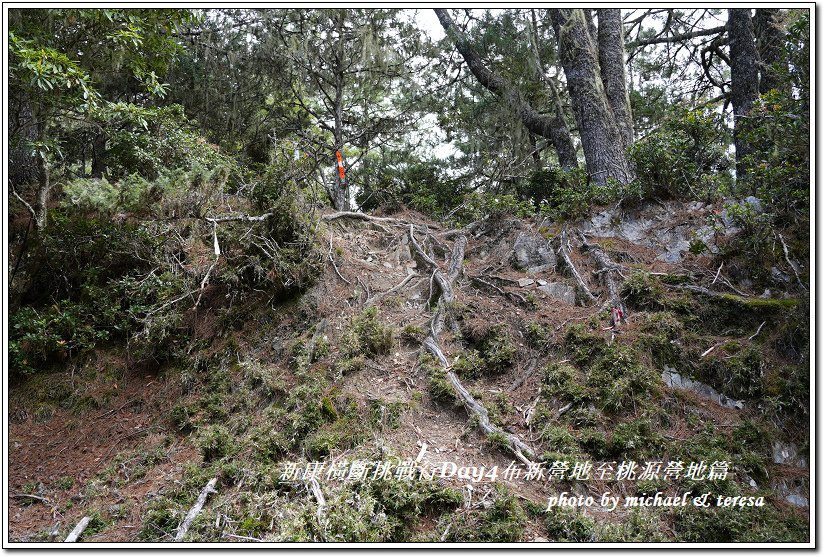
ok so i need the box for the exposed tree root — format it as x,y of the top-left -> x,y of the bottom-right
410,224 -> 537,465
559,226 -> 596,304
577,231 -> 626,324
469,275 -> 531,308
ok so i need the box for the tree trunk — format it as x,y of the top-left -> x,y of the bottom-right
728,8 -> 760,180
549,8 -> 634,185
597,9 -> 634,148
90,132 -> 106,178
435,9 -> 578,170
753,8 -> 786,94
30,103 -> 51,230
528,9 -> 578,170
331,11 -> 350,211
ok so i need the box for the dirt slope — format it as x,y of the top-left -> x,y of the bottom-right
8,203 -> 810,543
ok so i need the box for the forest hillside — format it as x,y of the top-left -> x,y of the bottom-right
6,8 -> 811,544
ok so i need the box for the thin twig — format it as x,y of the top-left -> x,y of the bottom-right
328,234 -> 351,285
748,321 -> 767,341
778,233 -> 807,291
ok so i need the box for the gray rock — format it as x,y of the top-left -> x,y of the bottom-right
772,441 -> 807,468
743,195 -> 764,213
518,278 -> 535,287
771,266 -> 791,284
527,264 -> 554,274
512,232 -> 556,271
536,279 -> 548,286
786,494 -> 809,508
538,282 -> 576,305
662,366 -> 744,409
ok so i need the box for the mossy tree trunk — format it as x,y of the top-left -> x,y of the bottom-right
597,9 -> 634,148
728,8 -> 760,181
753,8 -> 787,95
549,8 -> 634,185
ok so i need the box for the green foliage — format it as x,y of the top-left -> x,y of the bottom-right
629,109 -> 732,201
461,322 -> 517,375
545,508 -> 596,542
737,12 -> 809,224
621,272 -> 664,310
609,418 -> 663,459
673,505 -> 808,543
636,312 -> 685,368
341,307 -> 394,359
439,484 -> 526,542
197,424 -> 235,462
553,326 -> 659,416
697,347 -> 764,400
598,509 -> 668,542
97,103 -> 234,181
10,302 -> 112,376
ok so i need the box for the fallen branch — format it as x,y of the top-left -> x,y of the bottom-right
559,226 -> 596,304
322,211 -> 402,224
310,478 -> 326,519
711,261 -> 723,285
205,213 -> 273,223
64,516 -> 91,542
12,493 -> 51,504
175,478 -> 217,542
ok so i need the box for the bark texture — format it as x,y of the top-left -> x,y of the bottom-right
550,8 -> 634,185
597,9 -> 634,148
753,8 -> 786,94
527,9 -> 578,169
728,9 -> 760,178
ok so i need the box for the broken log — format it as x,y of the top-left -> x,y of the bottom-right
175,477 -> 217,542
64,516 -> 91,542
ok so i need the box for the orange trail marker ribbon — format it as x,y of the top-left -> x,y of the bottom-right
335,150 -> 345,180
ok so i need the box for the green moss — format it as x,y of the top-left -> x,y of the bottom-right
609,418 -> 664,459
697,346 -> 764,399
597,509 -> 668,542
545,508 -> 596,542
462,322 -> 517,375
564,324 -> 608,366
621,272 -> 665,310
400,324 -> 427,343
440,484 -> 526,542
197,424 -> 235,462
452,349 -> 486,379
139,496 -> 182,540
540,425 -> 579,453
341,306 -> 394,359
524,321 -> 552,350
637,312 -> 686,368
369,399 -> 404,430
672,505 -> 808,542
